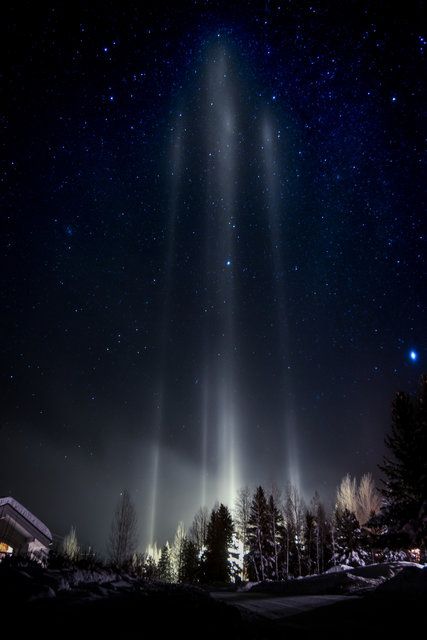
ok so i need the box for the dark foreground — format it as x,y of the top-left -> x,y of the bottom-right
1,562 -> 425,638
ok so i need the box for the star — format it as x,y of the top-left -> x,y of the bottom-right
409,350 -> 418,362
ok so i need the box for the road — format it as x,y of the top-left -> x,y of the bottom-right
211,591 -> 360,620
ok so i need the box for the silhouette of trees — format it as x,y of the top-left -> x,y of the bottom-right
171,522 -> 186,581
379,375 -> 427,555
246,486 -> 270,581
203,504 -> 234,583
157,543 -> 173,582
108,490 -> 138,567
101,376 -> 427,579
189,507 -> 209,553
234,486 -> 251,562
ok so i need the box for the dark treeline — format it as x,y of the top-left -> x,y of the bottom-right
59,375 -> 427,583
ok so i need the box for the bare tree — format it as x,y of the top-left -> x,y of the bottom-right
235,486 -> 253,580
234,486 -> 251,553
189,507 -> 209,553
108,489 -> 139,566
357,473 -> 381,525
284,484 -> 305,577
62,526 -> 79,561
336,474 -> 358,515
267,491 -> 283,579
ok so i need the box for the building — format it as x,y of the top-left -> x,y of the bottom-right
0,496 -> 52,559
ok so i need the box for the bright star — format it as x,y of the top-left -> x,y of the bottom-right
226,259 -> 232,267
409,350 -> 418,362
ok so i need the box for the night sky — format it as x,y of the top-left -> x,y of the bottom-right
1,1 -> 425,551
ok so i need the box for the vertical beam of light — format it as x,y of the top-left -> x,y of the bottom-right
261,113 -> 300,489
146,115 -> 184,545
204,47 -> 240,507
201,367 -> 209,508
147,400 -> 161,547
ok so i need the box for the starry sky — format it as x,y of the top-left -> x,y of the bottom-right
1,1 -> 425,551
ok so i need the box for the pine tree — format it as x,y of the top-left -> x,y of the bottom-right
203,504 -> 234,583
144,554 -> 158,579
246,486 -> 270,581
333,508 -> 369,567
171,522 -> 186,581
157,543 -> 173,582
131,552 -> 147,577
380,376 -> 427,553
180,539 -> 200,583
303,510 -> 317,575
311,492 -> 332,574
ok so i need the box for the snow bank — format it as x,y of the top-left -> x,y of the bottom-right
248,562 -> 427,596
325,564 -> 353,574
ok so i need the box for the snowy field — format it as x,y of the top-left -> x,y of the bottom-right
0,561 -> 425,637
212,592 -> 359,619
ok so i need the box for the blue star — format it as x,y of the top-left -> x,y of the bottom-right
225,259 -> 232,267
409,350 -> 418,362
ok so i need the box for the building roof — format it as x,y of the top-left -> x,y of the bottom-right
0,496 -> 52,543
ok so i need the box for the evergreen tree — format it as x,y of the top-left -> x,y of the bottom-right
157,543 -> 173,582
180,539 -> 200,583
171,522 -> 187,581
303,510 -> 317,575
332,508 -> 369,567
246,486 -> 270,581
131,552 -> 147,577
311,493 -> 332,574
144,554 -> 158,580
380,376 -> 427,553
203,504 -> 234,583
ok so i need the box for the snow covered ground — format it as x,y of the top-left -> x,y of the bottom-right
212,592 -> 359,620
240,561 -> 426,597
212,563 -> 426,634
0,561 -> 425,637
